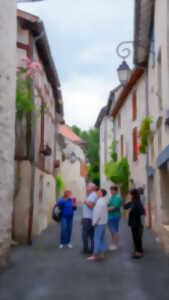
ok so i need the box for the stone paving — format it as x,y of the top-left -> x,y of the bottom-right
1,211 -> 169,300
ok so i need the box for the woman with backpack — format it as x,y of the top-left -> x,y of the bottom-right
124,189 -> 144,259
57,190 -> 76,249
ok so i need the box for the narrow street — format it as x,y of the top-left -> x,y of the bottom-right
1,210 -> 169,300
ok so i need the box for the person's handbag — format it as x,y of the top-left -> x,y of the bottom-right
52,204 -> 62,222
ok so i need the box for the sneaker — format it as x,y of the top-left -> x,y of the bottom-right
67,244 -> 73,249
59,244 -> 64,249
109,244 -> 118,251
87,256 -> 96,261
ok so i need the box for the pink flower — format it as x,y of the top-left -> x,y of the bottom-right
29,62 -> 42,73
26,69 -> 33,78
22,56 -> 31,65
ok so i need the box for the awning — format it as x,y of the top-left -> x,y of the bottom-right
157,144 -> 169,168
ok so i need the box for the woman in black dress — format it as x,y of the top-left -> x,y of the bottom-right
124,189 -> 144,259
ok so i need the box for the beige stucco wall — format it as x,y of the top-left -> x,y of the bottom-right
13,161 -> 32,243
147,0 -> 169,253
32,167 -> 56,237
56,138 -> 86,203
114,76 -> 147,190
14,161 -> 56,243
100,116 -> 113,193
0,1 -> 16,268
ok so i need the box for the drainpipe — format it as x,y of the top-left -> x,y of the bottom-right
144,68 -> 152,228
28,29 -> 45,245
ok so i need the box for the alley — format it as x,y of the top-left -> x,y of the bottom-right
0,211 -> 169,300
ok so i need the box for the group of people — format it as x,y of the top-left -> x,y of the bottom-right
55,184 -> 145,260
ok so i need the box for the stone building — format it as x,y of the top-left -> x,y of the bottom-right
13,10 -> 64,243
56,125 -> 87,203
95,86 -> 122,193
0,1 -> 16,269
134,0 -> 169,253
111,69 -> 147,191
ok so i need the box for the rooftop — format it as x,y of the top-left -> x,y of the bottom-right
59,125 -> 86,145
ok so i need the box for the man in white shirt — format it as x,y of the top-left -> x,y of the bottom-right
88,189 -> 108,261
82,183 -> 97,254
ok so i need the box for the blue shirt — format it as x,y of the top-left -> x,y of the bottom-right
57,198 -> 74,216
83,192 -> 97,219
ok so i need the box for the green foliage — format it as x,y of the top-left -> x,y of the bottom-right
88,163 -> 100,186
109,140 -> 118,162
139,117 -> 153,154
56,174 -> 66,198
71,125 -> 81,137
71,125 -> 99,185
104,157 -> 130,195
16,77 -> 35,120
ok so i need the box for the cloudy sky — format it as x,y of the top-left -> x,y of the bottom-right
18,0 -> 134,130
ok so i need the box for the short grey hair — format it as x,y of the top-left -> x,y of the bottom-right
87,182 -> 96,189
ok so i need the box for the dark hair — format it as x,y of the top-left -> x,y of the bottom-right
95,186 -> 100,192
110,186 -> 118,192
129,189 -> 140,202
138,187 -> 144,194
101,189 -> 107,197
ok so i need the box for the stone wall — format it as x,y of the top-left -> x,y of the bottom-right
0,1 -> 16,268
100,116 -> 113,195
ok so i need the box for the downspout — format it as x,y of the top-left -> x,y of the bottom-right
134,64 -> 151,229
144,68 -> 152,228
28,29 -> 45,245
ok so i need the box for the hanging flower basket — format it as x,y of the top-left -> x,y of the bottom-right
54,160 -> 60,168
40,145 -> 52,156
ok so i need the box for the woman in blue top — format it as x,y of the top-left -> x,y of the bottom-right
57,190 -> 76,249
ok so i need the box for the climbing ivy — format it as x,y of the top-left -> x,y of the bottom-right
104,157 -> 130,195
139,117 -> 153,154
16,57 -> 42,123
56,173 -> 66,198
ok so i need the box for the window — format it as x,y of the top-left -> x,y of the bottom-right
157,50 -> 162,110
158,127 -> 162,154
150,137 -> 155,164
133,127 -> 138,161
132,90 -> 137,121
120,135 -> 124,158
152,28 -> 155,67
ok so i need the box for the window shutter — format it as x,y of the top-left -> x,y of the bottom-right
118,113 -> 121,128
80,163 -> 87,177
120,135 -> 124,158
132,90 -> 137,121
133,127 -> 138,161
152,28 -> 155,67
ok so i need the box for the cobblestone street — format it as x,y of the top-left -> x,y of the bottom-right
1,212 -> 169,300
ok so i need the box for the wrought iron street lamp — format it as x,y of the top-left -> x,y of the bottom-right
117,60 -> 131,86
116,41 -> 136,86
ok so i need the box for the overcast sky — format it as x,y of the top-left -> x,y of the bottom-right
18,0 -> 134,130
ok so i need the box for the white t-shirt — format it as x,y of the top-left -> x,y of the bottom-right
92,197 -> 108,226
83,192 -> 97,219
